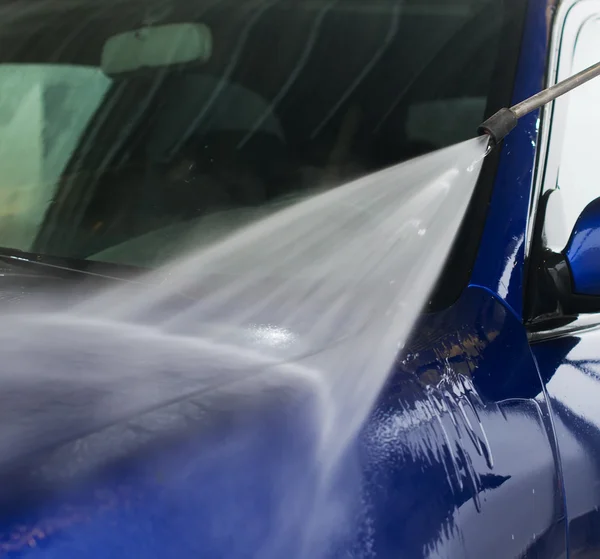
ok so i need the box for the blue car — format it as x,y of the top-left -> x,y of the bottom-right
1,0 -> 600,557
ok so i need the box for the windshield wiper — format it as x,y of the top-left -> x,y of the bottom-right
0,248 -> 145,284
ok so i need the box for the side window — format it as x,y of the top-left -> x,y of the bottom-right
541,3 -> 600,251
0,65 -> 110,251
556,16 -> 600,234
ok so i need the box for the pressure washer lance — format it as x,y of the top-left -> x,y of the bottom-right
478,59 -> 600,146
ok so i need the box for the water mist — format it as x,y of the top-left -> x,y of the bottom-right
0,136 -> 489,558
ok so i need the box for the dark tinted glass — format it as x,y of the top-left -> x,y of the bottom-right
0,0 -> 523,275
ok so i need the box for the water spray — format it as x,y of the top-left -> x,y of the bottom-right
478,60 -> 600,145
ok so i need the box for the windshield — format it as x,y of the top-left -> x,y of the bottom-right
0,0 -> 526,273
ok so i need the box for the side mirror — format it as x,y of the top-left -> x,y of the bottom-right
565,197 -> 600,297
545,196 -> 600,314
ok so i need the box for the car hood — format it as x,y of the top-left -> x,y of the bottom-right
0,266 -> 561,559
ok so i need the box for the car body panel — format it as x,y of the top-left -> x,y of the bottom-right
0,272 -> 565,558
363,285 -> 566,558
533,330 -> 600,558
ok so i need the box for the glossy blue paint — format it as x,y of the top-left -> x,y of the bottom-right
469,0 -> 550,319
565,196 -> 600,295
532,332 -> 600,557
362,284 -> 565,558
0,284 -> 566,559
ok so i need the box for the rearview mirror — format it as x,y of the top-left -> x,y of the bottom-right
101,23 -> 213,76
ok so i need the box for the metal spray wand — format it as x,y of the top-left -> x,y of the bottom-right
478,60 -> 600,145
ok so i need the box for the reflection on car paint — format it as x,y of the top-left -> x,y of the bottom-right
0,286 -> 566,559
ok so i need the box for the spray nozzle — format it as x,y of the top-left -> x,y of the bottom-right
477,108 -> 518,147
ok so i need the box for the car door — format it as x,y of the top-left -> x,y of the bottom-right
525,1 -> 600,557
